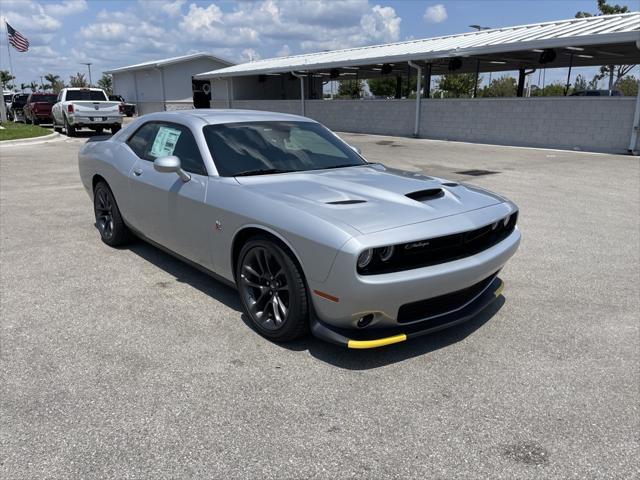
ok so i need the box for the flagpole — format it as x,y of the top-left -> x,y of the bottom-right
4,22 -> 15,87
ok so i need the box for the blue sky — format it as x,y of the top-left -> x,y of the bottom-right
0,0 -> 635,89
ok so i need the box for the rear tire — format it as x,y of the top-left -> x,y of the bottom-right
93,181 -> 132,247
32,117 -> 39,125
64,115 -> 76,137
236,237 -> 309,342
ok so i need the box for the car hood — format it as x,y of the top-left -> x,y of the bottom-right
235,164 -> 505,234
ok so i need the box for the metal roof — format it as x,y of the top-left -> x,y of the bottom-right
106,53 -> 234,74
196,12 -> 640,79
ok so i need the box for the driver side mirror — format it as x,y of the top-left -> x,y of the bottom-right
153,156 -> 191,182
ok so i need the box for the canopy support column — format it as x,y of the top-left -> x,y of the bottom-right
564,53 -> 574,96
473,59 -> 481,98
291,71 -> 305,116
424,63 -> 432,98
517,68 -> 525,97
408,61 -> 422,138
629,81 -> 640,153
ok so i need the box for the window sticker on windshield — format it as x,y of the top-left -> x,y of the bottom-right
150,126 -> 181,158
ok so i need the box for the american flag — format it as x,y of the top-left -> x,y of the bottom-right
6,22 -> 29,52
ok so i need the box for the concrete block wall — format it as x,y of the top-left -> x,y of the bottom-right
307,100 -> 415,137
420,97 -> 637,153
210,96 -> 638,153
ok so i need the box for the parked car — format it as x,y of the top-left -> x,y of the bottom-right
78,110 -> 520,348
23,92 -> 57,125
8,93 -> 29,122
3,90 -> 13,112
109,95 -> 136,117
52,87 -> 123,136
571,89 -> 622,96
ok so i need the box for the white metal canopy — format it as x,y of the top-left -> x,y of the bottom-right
106,53 -> 233,75
195,12 -> 640,79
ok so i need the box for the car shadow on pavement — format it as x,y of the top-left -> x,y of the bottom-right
277,297 -> 505,370
124,236 -> 504,369
126,240 -> 242,312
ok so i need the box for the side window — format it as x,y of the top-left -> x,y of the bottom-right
126,122 -> 160,159
147,123 -> 207,176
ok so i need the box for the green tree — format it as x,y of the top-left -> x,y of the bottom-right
97,73 -> 113,94
436,73 -> 478,98
481,75 -> 517,97
616,76 -> 638,96
69,72 -> 88,88
531,82 -> 566,96
29,81 -> 38,92
368,77 -> 396,97
45,73 -> 64,93
575,1 -> 633,86
368,75 -> 419,98
573,74 -> 588,92
0,70 -> 15,89
20,83 -> 29,92
337,79 -> 364,98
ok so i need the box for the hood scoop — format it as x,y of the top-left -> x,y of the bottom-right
406,188 -> 444,202
326,199 -> 367,205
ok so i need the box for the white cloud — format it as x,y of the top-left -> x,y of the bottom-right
277,44 -> 291,57
44,0 -> 88,16
177,0 -> 401,54
138,0 -> 185,18
423,4 -> 447,24
241,48 -> 261,62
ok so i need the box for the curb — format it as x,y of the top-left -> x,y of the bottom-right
0,131 -> 62,148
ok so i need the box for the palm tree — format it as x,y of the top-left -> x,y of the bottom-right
20,83 -> 29,92
97,73 -> 113,95
45,73 -> 63,93
0,70 -> 16,90
29,81 -> 38,92
69,72 -> 88,88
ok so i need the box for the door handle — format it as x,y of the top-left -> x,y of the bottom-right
133,168 -> 143,176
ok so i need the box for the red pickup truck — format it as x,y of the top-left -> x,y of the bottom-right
23,93 -> 58,125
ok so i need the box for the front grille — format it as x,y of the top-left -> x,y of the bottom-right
397,273 -> 498,324
358,211 -> 517,275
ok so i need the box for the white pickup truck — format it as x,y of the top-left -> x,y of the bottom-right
52,88 -> 123,137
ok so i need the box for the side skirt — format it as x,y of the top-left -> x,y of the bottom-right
124,221 -> 237,290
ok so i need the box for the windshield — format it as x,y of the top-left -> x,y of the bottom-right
66,90 -> 107,101
203,121 -> 366,176
12,95 -> 28,106
31,94 -> 57,103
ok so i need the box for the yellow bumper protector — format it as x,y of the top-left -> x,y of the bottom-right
494,281 -> 505,297
347,334 -> 407,349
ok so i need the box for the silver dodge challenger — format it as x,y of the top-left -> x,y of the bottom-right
78,110 -> 520,349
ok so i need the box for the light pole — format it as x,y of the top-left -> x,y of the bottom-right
81,62 -> 92,87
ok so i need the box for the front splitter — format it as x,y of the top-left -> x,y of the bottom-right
310,277 -> 504,349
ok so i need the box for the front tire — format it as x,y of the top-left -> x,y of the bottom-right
236,237 -> 309,342
93,182 -> 132,247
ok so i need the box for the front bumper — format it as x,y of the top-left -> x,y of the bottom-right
311,276 -> 505,348
308,202 -> 520,332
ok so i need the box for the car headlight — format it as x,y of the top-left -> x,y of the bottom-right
379,245 -> 395,262
357,249 -> 373,269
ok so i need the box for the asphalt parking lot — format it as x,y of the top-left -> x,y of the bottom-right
1,130 -> 638,479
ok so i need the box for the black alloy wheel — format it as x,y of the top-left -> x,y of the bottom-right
93,182 -> 131,247
237,238 -> 308,341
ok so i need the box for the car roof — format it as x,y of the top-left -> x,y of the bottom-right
145,109 -> 316,126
